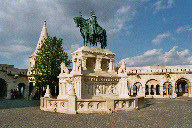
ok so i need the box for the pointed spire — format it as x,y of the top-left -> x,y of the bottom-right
38,20 -> 48,48
31,20 -> 48,57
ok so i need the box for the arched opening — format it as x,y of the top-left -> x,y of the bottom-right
168,84 -> 172,95
18,83 -> 25,98
176,78 -> 190,97
150,85 -> 154,95
0,78 -> 7,98
133,85 -> 137,96
145,79 -> 160,97
133,82 -> 142,96
145,85 -> 149,95
156,85 -> 160,95
163,84 -> 166,96
29,82 -> 33,96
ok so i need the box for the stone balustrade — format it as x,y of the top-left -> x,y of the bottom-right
126,65 -> 192,74
40,97 -> 145,114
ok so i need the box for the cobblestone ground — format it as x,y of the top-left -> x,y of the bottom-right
0,97 -> 192,128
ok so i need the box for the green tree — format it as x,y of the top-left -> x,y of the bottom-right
32,36 -> 71,96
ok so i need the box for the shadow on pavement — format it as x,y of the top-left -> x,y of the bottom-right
0,99 -> 40,109
143,98 -> 154,108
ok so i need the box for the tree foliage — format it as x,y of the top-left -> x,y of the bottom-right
32,36 -> 71,91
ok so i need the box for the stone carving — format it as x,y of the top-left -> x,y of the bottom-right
44,85 -> 51,98
118,62 -> 127,74
61,62 -> 69,74
107,85 -> 113,94
68,85 -> 76,96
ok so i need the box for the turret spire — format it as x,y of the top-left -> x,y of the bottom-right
31,20 -> 48,57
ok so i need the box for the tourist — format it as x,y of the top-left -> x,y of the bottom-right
10,89 -> 14,100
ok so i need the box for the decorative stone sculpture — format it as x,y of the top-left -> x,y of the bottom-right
44,85 -> 51,98
118,62 -> 127,75
68,85 -> 76,96
61,62 -> 69,74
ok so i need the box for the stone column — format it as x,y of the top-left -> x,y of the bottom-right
172,81 -> 177,98
72,59 -> 77,72
119,78 -> 129,98
154,85 -> 156,96
189,83 -> 192,97
82,57 -> 87,70
160,82 -> 164,97
57,81 -> 68,99
94,58 -> 102,71
165,83 -> 169,98
148,85 -> 151,96
140,82 -> 145,97
67,86 -> 77,114
108,58 -> 115,72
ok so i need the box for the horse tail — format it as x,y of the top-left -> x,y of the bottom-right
103,29 -> 107,48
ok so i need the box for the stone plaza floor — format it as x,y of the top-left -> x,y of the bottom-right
0,97 -> 192,128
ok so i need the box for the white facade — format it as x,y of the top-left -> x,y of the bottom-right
124,65 -> 192,98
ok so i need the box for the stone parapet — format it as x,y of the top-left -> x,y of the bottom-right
40,97 -> 145,114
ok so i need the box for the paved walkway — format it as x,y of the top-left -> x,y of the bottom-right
0,97 -> 192,128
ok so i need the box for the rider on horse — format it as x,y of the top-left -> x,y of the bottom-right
88,10 -> 98,35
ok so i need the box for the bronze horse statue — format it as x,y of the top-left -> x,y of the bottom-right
73,12 -> 107,49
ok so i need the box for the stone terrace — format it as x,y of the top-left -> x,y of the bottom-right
0,98 -> 192,127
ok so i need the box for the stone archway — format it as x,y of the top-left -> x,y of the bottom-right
29,82 -> 33,96
145,79 -> 160,97
176,78 -> 190,97
0,78 -> 7,98
18,83 -> 25,98
133,82 -> 142,96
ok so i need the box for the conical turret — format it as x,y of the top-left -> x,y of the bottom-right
29,21 -> 48,68
31,20 -> 48,57
37,20 -> 48,49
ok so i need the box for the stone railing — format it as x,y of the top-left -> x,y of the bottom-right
40,97 -> 145,114
40,98 -> 68,113
126,65 -> 192,74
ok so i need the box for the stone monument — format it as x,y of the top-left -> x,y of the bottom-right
40,11 -> 145,114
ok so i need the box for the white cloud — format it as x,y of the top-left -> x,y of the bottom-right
0,44 -> 32,59
153,0 -> 175,12
107,5 -> 136,35
66,44 -> 81,55
176,25 -> 192,33
119,46 -> 192,67
152,32 -> 170,45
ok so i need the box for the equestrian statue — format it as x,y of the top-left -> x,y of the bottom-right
74,10 -> 107,49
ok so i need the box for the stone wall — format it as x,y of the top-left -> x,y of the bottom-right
0,64 -> 29,99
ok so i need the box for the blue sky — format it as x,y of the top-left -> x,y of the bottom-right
0,0 -> 192,69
